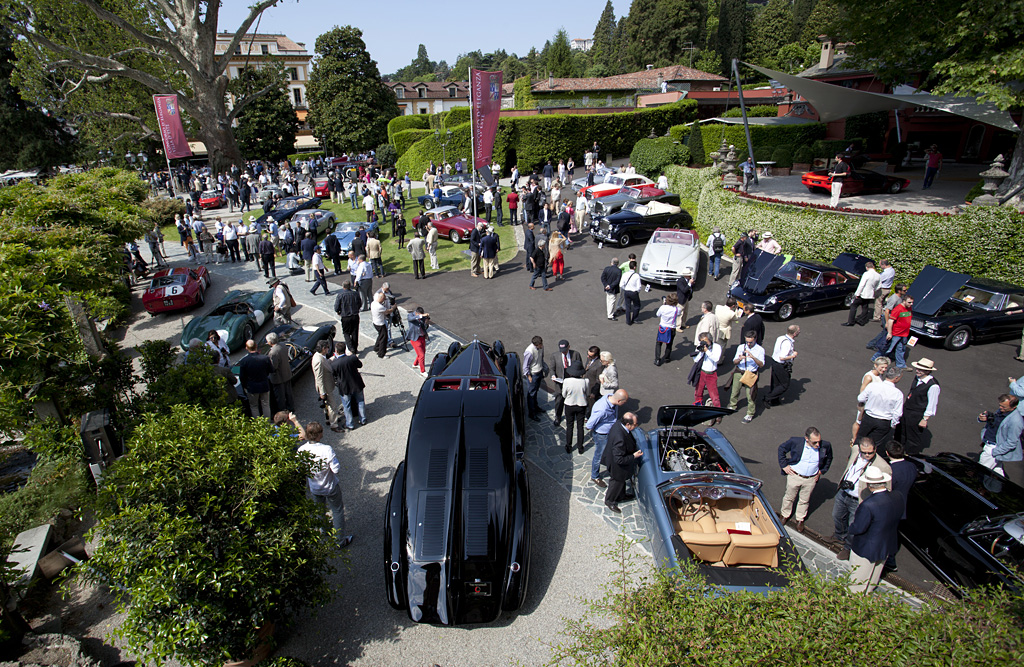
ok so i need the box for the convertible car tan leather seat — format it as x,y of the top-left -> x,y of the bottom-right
722,533 -> 780,567
677,514 -> 731,562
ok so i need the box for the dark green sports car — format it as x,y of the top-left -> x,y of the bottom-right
179,289 -> 275,352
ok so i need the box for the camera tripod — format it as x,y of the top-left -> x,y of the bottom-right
387,308 -> 410,352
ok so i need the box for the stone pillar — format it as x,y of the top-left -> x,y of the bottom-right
721,145 -> 741,189
973,155 -> 1009,206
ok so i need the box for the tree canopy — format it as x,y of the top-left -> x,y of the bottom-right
229,66 -> 298,162
306,26 -> 399,155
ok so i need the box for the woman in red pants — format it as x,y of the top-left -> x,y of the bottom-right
549,230 -> 566,280
406,307 -> 430,376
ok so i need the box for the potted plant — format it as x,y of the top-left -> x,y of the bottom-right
771,146 -> 794,176
792,145 -> 813,172
78,405 -> 335,667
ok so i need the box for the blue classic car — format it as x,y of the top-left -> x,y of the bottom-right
633,405 -> 804,592
318,220 -> 379,256
417,184 -> 485,210
729,250 -> 872,321
384,340 -> 530,625
179,289 -> 275,352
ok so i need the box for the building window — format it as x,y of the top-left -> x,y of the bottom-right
234,45 -> 241,55
261,44 -> 269,55
418,88 -> 425,98
419,108 -> 427,114
292,88 -> 303,106
448,87 -> 457,98
289,67 -> 299,81
395,88 -> 404,99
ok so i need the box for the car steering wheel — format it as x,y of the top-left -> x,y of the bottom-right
990,533 -> 1015,560
670,486 -> 717,522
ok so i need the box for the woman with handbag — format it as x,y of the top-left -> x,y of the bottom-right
406,307 -> 430,376
549,230 -> 566,280
654,294 -> 680,367
727,330 -> 765,423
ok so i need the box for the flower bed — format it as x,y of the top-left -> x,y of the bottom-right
734,191 -> 953,217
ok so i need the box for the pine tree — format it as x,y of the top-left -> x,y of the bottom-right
590,1 -> 619,74
717,0 -> 748,72
546,30 -> 574,78
747,0 -> 795,65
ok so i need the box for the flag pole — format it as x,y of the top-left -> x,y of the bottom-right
469,68 -> 478,221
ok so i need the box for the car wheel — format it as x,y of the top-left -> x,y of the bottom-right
888,181 -> 903,194
450,230 -> 461,243
242,322 -> 255,342
196,291 -> 205,307
618,232 -> 631,247
424,199 -> 434,209
843,293 -> 856,308
776,302 -> 795,321
328,326 -> 337,339
944,325 -> 972,351
807,186 -> 817,194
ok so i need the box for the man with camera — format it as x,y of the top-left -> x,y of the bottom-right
829,437 -> 892,560
690,332 -> 722,407
727,330 -> 765,423
979,394 -> 1024,485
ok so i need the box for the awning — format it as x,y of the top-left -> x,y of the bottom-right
697,116 -> 817,126
743,63 -> 1020,133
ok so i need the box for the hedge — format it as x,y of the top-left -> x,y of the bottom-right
675,167 -> 1024,286
697,122 -> 826,166
721,105 -> 779,118
669,124 -> 690,143
630,137 -> 691,178
393,128 -> 433,158
387,114 -> 430,143
812,138 -> 859,159
429,106 -> 471,131
287,151 -> 323,163
396,100 -> 699,177
665,164 -> 721,205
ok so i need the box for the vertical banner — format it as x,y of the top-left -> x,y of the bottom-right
152,95 -> 193,159
470,69 -> 502,169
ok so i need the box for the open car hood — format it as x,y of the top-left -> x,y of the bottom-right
908,265 -> 971,316
742,250 -> 787,294
657,404 -> 736,428
831,252 -> 873,277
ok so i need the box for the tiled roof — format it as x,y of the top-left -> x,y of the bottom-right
389,81 -> 470,99
531,65 -> 726,93
215,32 -> 307,52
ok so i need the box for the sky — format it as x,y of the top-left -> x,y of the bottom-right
218,0 -> 624,75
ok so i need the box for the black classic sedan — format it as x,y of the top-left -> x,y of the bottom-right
590,200 -> 693,247
900,452 -> 1023,593
589,188 -> 679,221
255,195 -> 322,226
633,406 -> 805,592
908,265 -> 1024,351
729,250 -> 872,321
384,339 -> 530,625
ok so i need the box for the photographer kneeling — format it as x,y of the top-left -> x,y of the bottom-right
407,307 -> 431,376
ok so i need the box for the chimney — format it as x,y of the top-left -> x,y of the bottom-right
646,64 -> 653,71
819,38 -> 833,70
835,42 -> 852,57
548,74 -> 554,88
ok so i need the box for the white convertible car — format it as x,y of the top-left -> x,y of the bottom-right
639,228 -> 701,286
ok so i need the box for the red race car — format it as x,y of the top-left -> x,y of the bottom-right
801,168 -> 911,197
198,190 -> 226,209
313,178 -> 329,197
580,174 -> 655,200
142,267 -> 212,315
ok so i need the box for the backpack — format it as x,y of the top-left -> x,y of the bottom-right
712,234 -> 725,254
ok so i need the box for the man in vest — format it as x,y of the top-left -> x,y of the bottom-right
901,358 -> 940,455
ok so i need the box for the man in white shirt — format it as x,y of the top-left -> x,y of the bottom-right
728,330 -> 766,423
844,261 -> 880,327
561,362 -> 590,454
873,259 -> 896,321
575,192 -> 587,232
855,365 -> 905,453
370,290 -> 397,358
830,437 -> 892,559
271,279 -> 292,324
692,332 -> 722,407
657,172 -> 668,190
756,231 -> 781,255
362,191 -> 375,223
763,325 -> 800,407
309,247 -> 330,296
619,260 -> 643,326
482,187 -> 494,223
297,422 -> 352,548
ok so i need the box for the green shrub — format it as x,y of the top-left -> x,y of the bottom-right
141,196 -> 186,226
387,114 -> 430,143
793,145 -> 814,164
513,76 -> 536,110
687,122 -> 705,165
145,353 -> 237,416
375,143 -> 397,170
630,137 -> 690,177
771,145 -> 794,168
669,124 -> 690,143
0,455 -> 90,549
811,138 -> 851,158
445,106 -> 471,127
665,164 -> 721,204
392,128 -> 432,158
965,180 -> 985,203
700,123 -> 826,166
721,104 -> 779,118
753,145 -> 774,162
287,151 -> 324,164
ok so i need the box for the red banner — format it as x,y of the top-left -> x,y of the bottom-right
153,95 -> 193,160
470,69 -> 502,170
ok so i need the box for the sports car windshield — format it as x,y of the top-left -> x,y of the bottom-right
150,275 -> 187,288
201,191 -> 219,198
618,186 -> 642,198
277,199 -> 300,211
604,175 -> 626,187
776,262 -> 820,286
622,202 -> 648,215
651,230 -> 696,245
952,287 -> 1003,310
336,223 -> 361,233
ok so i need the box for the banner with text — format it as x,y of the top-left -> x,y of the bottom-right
153,95 -> 193,160
470,69 -> 502,169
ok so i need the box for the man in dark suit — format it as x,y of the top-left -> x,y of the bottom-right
300,232 -> 317,282
848,467 -> 903,593
332,341 -> 366,429
583,345 -> 603,419
523,222 -> 536,270
603,412 -> 642,513
740,303 -> 765,347
883,440 -> 917,573
550,339 -> 583,427
333,281 -> 361,354
776,427 -> 833,533
600,258 -> 622,320
237,339 -> 274,419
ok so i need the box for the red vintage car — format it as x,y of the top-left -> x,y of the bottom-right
580,174 -> 656,200
423,205 -> 482,243
801,168 -> 911,197
198,190 -> 226,209
313,178 -> 329,198
142,267 -> 211,315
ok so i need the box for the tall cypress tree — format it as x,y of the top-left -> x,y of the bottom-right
717,0 -> 748,72
590,1 -> 619,74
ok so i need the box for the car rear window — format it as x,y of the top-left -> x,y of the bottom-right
150,275 -> 187,288
777,263 -> 819,286
651,230 -> 696,245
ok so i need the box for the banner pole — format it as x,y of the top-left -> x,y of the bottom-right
166,154 -> 178,198
470,69 -> 478,221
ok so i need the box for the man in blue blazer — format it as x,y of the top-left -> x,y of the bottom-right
883,440 -> 917,573
848,467 -> 903,593
777,427 -> 833,533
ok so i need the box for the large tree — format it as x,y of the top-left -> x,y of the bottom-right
546,30 -> 574,78
833,0 -> 1024,199
229,67 -> 297,162
589,1 -> 620,75
619,0 -> 705,72
8,0 -> 290,171
306,26 -> 399,155
716,0 -> 748,72
746,0 -> 795,65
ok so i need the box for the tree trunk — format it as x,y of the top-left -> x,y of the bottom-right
996,130 -> 1024,206
199,120 -> 243,174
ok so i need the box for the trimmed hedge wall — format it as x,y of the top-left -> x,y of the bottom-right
692,122 -> 827,164
721,105 -> 779,118
287,151 -> 323,163
387,115 -> 430,144
393,128 -> 433,158
673,167 -> 1024,286
428,106 -> 471,131
396,100 -> 699,178
630,138 -> 691,178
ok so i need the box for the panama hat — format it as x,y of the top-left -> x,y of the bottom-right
911,358 -> 937,372
862,468 -> 892,485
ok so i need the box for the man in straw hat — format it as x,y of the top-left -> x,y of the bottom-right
900,358 -> 940,455
847,466 -> 902,593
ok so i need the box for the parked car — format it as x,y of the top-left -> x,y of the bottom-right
801,168 -> 911,197
580,173 -> 655,200
254,185 -> 286,204
729,250 -> 873,321
590,200 -> 693,247
231,323 -> 336,380
588,186 -> 672,218
571,166 -> 616,193
291,209 -> 336,234
437,172 -> 477,186
179,289 -> 275,352
417,184 -> 485,210
318,220 -> 379,255
633,405 -> 805,591
639,228 -> 701,286
313,178 -> 329,198
384,339 -> 530,625
198,190 -> 225,209
142,267 -> 211,314
420,205 -> 482,243
255,195 -> 321,226
899,452 -> 1023,593
908,265 -> 1024,351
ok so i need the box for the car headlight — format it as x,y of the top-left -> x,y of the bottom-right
641,263 -> 649,271
924,322 -> 939,332
765,296 -> 777,306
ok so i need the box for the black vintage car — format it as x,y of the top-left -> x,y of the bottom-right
590,200 -> 693,247
900,452 -> 1023,593
253,323 -> 336,378
384,339 -> 530,625
729,250 -> 872,321
908,265 -> 1024,351
254,195 -> 322,226
589,187 -> 679,221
